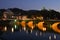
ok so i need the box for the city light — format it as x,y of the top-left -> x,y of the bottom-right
31,26 -> 34,30
12,28 -> 14,32
23,27 -> 26,31
4,26 -> 7,31
14,19 -> 17,22
14,25 -> 17,29
43,28 -> 46,31
30,29 -> 33,33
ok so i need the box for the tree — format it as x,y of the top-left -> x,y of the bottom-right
0,9 -> 6,19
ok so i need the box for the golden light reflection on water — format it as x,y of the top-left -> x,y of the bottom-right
0,20 -> 59,40
1,26 -> 57,40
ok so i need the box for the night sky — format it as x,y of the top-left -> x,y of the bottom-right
0,0 -> 60,11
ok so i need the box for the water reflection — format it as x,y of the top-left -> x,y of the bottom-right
11,28 -> 14,32
0,27 -> 58,40
23,27 -> 26,31
54,34 -> 56,40
4,26 -> 7,31
35,31 -> 38,36
49,36 -> 52,40
0,20 -> 58,40
26,30 -> 28,34
14,25 -> 17,29
40,32 -> 42,36
30,30 -> 33,33
20,29 -> 21,32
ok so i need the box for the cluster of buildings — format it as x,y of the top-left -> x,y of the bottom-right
2,10 -> 43,20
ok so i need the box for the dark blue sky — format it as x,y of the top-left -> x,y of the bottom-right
0,0 -> 60,11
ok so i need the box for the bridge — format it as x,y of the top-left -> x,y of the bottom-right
0,19 -> 60,21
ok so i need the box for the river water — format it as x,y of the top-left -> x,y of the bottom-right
0,30 -> 60,40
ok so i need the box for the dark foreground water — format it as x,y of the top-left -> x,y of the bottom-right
0,30 -> 60,40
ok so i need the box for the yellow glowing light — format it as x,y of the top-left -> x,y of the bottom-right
27,21 -> 34,29
37,21 -> 46,31
14,19 -> 17,22
23,27 -> 26,31
31,26 -> 34,29
15,25 -> 17,29
31,30 -> 33,33
12,28 -> 14,32
4,26 -> 7,31
43,28 -> 46,31
51,22 -> 60,33
21,21 -> 26,27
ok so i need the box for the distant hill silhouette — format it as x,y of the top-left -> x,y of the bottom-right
0,8 -> 60,19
